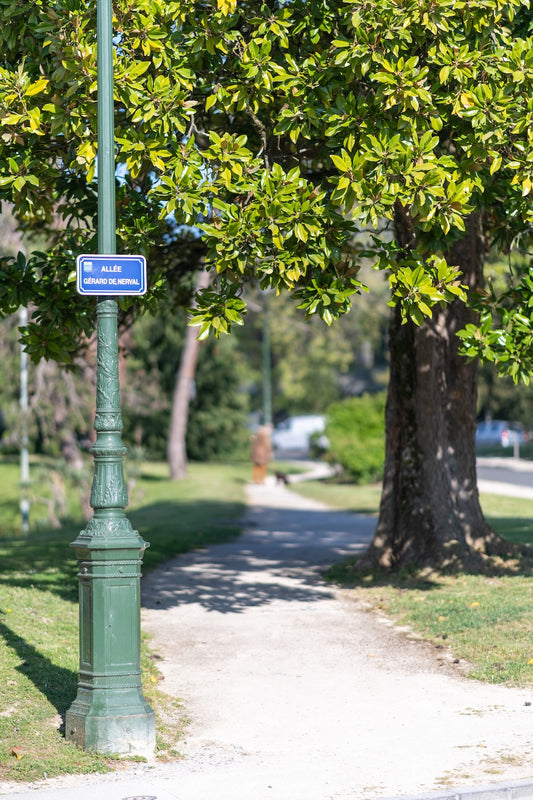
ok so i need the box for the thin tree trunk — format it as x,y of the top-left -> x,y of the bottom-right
365,212 -> 506,570
167,267 -> 210,480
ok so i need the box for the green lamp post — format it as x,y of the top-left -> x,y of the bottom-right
65,0 -> 155,755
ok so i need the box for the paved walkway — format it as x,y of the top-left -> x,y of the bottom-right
1,476 -> 532,800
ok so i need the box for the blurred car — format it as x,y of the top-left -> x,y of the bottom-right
272,414 -> 327,454
475,420 -> 527,449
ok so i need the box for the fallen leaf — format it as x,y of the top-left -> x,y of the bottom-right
10,747 -> 22,760
470,602 -> 480,608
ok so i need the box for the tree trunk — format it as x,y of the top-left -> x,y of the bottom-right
365,212 -> 506,571
167,267 -> 210,480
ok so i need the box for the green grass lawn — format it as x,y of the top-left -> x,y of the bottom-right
288,478 -> 533,688
0,457 -> 248,784
286,478 -> 383,515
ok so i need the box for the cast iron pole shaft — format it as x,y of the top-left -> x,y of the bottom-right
65,0 -> 155,754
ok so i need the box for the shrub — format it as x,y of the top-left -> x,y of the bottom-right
325,392 -> 386,484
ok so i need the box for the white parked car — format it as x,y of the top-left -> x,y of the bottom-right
475,420 -> 527,449
272,414 -> 327,454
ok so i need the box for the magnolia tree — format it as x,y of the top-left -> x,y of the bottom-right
1,0 -> 533,568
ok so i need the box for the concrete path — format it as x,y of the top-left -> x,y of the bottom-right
1,477 -> 532,800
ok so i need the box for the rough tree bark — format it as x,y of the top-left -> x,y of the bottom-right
365,210 -> 506,571
167,266 -> 210,480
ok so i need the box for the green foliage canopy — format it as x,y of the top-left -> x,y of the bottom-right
1,0 -> 533,375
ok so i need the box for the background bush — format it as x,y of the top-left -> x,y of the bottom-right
325,392 -> 386,484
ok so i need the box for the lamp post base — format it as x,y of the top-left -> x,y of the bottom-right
66,516 -> 155,756
66,686 -> 155,755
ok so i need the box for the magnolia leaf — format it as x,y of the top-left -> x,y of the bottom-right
24,78 -> 49,97
216,0 -> 237,15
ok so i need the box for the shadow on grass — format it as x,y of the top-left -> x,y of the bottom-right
129,499 -> 246,572
0,498 -> 21,530
0,499 -> 246,599
325,537 -> 533,592
0,533 -> 80,601
0,620 -> 77,715
486,516 -> 533,546
325,560 -> 441,591
336,505 -> 380,516
135,471 -> 168,482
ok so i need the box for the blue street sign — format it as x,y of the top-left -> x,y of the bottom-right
76,254 -> 147,296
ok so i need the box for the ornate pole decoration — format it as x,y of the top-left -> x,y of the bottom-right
65,0 -> 155,755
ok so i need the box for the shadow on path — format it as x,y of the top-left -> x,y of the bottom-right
142,503 -> 375,615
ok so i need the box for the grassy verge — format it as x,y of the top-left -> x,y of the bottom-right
287,478 -> 383,515
0,458 -> 248,784
289,478 -> 533,687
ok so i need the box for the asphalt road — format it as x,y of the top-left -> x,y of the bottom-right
283,454 -> 533,490
477,456 -> 533,498
477,457 -> 533,487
